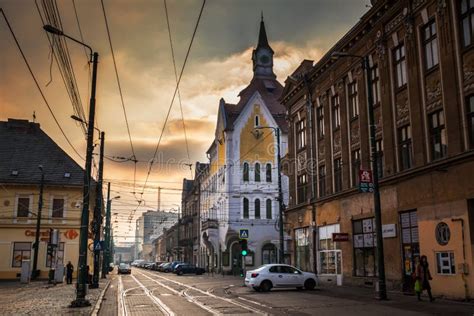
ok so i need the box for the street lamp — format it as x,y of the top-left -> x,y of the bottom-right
44,24 -> 99,307
31,165 -> 44,279
254,126 -> 285,264
102,181 -> 119,278
331,51 -> 387,300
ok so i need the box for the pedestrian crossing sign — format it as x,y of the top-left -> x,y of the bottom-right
239,229 -> 249,239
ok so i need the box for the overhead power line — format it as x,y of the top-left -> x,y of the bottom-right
0,8 -> 84,160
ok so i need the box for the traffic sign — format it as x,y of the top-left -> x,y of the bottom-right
94,240 -> 102,251
239,229 -> 249,239
359,169 -> 374,193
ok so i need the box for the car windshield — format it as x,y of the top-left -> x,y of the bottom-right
120,263 -> 129,268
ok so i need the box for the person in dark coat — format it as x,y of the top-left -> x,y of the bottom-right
66,261 -> 74,284
416,255 -> 434,302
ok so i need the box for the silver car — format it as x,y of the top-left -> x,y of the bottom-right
245,264 -> 317,292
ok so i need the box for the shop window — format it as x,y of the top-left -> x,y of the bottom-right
262,243 -> 277,264
461,0 -> 474,47
255,163 -> 261,182
52,198 -> 65,218
318,224 -> 341,275
243,198 -> 249,219
46,242 -> 65,267
12,242 -> 31,267
423,20 -> 439,70
17,196 -> 30,218
353,218 -> 377,277
295,227 -> 310,272
266,199 -> 272,219
348,81 -> 359,119
254,199 -> 261,219
400,210 -> 420,292
436,252 -> 455,275
243,163 -> 249,182
266,163 -> 272,182
466,95 -> 474,149
399,125 -> 413,171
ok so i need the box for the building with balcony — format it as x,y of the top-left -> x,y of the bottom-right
281,0 -> 474,299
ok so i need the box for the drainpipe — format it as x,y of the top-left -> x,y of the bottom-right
452,218 -> 470,301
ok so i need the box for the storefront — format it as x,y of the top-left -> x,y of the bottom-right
318,224 -> 342,285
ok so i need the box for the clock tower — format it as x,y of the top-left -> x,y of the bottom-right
252,14 -> 276,79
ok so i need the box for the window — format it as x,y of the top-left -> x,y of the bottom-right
17,196 -> 30,217
46,242 -> 65,267
394,44 -> 407,88
436,252 -> 456,275
317,105 -> 325,138
243,198 -> 249,219
52,198 -> 65,218
376,139 -> 384,178
255,115 -> 260,127
467,95 -> 474,149
353,218 -> 377,277
296,119 -> 306,150
429,110 -> 447,160
351,149 -> 361,187
262,243 -> 277,264
243,163 -> 249,182
294,227 -> 310,271
255,163 -> 261,182
266,199 -> 272,219
370,64 -> 381,105
318,165 -> 326,197
399,125 -> 413,170
254,199 -> 261,219
334,158 -> 342,193
12,242 -> 31,267
319,224 -> 341,275
332,94 -> 341,129
423,20 -> 439,70
266,163 -> 272,182
348,81 -> 359,119
297,174 -> 307,203
461,0 -> 474,47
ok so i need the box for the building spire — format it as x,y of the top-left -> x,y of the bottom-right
257,12 -> 272,52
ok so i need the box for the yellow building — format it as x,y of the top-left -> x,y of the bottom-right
0,119 -> 95,279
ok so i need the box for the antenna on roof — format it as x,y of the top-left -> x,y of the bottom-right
261,11 -> 264,22
33,111 -> 36,123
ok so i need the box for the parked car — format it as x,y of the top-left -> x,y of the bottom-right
152,262 -> 165,271
158,262 -> 171,272
131,260 -> 145,267
174,264 -> 206,276
245,264 -> 317,292
170,261 -> 185,273
118,263 -> 131,274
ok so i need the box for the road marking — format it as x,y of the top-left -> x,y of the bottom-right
118,275 -> 127,316
138,269 -> 268,315
237,296 -> 272,309
131,274 -> 175,316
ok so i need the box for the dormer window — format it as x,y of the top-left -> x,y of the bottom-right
255,115 -> 260,127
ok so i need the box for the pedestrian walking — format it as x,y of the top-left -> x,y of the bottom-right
66,261 -> 74,284
415,255 -> 434,302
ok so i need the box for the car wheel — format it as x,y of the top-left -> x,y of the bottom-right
260,280 -> 272,292
252,286 -> 261,292
178,271 -> 183,276
304,279 -> 316,290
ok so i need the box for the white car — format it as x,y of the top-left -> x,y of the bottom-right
245,264 -> 318,292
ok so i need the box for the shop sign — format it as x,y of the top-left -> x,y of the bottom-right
64,229 -> 79,240
435,222 -> 450,245
382,224 -> 397,238
358,169 -> 374,193
332,233 -> 349,242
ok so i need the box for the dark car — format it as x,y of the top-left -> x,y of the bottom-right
151,262 -> 164,271
118,263 -> 131,274
167,261 -> 184,273
158,262 -> 171,272
175,264 -> 206,276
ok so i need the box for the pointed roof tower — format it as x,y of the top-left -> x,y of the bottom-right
256,12 -> 274,53
252,12 -> 276,79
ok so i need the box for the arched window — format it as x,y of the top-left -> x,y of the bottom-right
255,115 -> 260,127
255,163 -> 261,182
243,198 -> 249,218
243,162 -> 249,182
266,163 -> 272,182
255,199 -> 261,219
266,199 -> 272,219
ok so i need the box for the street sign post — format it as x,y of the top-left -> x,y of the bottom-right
359,169 -> 374,193
239,229 -> 249,239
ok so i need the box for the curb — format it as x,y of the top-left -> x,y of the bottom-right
90,280 -> 111,316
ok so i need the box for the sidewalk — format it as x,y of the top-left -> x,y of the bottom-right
0,278 -> 109,315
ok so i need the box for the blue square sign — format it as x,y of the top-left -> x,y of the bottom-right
239,229 -> 249,239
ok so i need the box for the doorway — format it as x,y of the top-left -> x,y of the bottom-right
400,210 -> 420,293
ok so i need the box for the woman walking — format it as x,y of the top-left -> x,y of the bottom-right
415,255 -> 434,302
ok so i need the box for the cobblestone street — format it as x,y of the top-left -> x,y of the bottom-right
0,279 -> 108,315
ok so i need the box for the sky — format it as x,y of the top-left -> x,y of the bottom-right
0,0 -> 369,243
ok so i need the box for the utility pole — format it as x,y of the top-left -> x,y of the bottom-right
276,128 -> 285,264
157,187 -> 161,211
91,132 -> 105,288
102,182 -> 111,278
31,165 -> 44,279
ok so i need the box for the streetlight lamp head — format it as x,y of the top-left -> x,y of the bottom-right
114,196 -> 121,200
331,51 -> 348,60
38,165 -> 43,171
43,25 -> 63,36
70,115 -> 84,123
